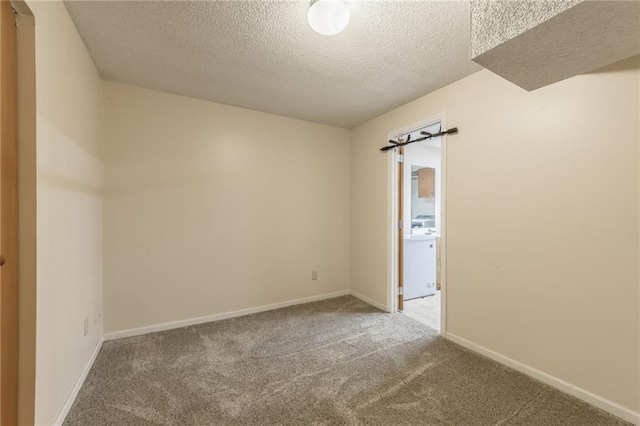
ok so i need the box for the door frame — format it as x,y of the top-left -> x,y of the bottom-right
386,112 -> 447,337
0,0 -> 19,423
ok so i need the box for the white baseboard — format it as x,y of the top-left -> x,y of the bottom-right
350,290 -> 388,312
53,336 -> 104,426
445,333 -> 639,425
104,290 -> 351,340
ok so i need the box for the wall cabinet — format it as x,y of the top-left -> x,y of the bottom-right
418,167 -> 435,198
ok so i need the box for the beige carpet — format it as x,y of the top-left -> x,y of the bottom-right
65,296 -> 630,425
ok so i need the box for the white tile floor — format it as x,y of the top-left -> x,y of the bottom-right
402,290 -> 441,331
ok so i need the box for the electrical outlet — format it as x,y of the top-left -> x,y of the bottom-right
84,318 -> 89,337
311,271 -> 318,281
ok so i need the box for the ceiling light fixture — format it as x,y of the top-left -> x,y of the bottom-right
307,0 -> 350,36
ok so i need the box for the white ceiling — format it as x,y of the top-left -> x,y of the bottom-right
64,1 -> 482,129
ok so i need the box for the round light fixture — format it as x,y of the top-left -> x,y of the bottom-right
307,0 -> 350,36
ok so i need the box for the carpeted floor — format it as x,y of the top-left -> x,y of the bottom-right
65,296 -> 630,425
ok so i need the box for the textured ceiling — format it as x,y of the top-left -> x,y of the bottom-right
64,1 -> 481,128
470,0 -> 640,91
470,0 -> 582,58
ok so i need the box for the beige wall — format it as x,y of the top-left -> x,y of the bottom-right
351,57 -> 640,412
103,82 -> 350,333
27,1 -> 105,424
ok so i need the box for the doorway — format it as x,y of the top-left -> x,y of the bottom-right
387,115 -> 447,336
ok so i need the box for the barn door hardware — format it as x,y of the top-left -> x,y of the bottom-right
380,127 -> 459,152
